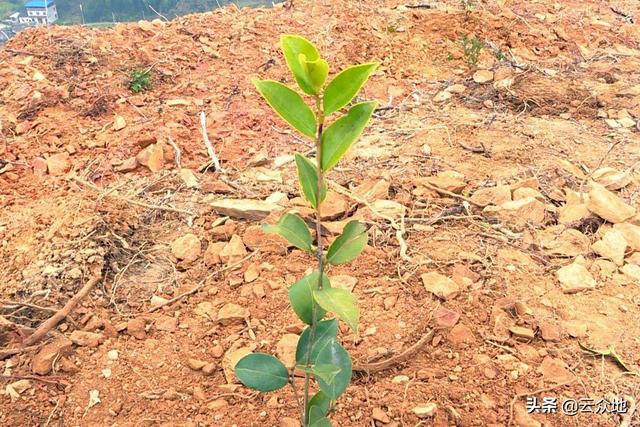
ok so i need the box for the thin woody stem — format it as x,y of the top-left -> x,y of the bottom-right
302,94 -> 325,426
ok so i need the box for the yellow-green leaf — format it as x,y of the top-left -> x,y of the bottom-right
323,62 -> 379,115
321,101 -> 377,171
253,79 -> 316,138
281,34 -> 321,95
326,220 -> 367,265
295,153 -> 326,208
263,213 -> 313,252
313,288 -> 359,332
289,272 -> 330,325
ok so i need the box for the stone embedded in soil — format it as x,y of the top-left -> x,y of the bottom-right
372,407 -> 391,424
433,90 -> 452,103
222,347 -> 252,383
412,403 -> 437,418
514,405 -> 541,427
179,168 -> 200,189
31,337 -> 73,375
242,224 -> 289,255
421,272 -> 460,300
204,241 -> 225,266
107,350 -> 119,361
136,143 -> 165,173
32,157 -> 47,176
202,362 -> 216,375
592,229 -> 627,266
243,263 -> 260,283
422,170 -> 466,193
447,83 -> 466,94
114,156 -> 138,173
537,226 -> 590,257
187,358 -> 208,370
613,222 -> 640,251
170,233 -> 201,263
509,326 -> 535,340
433,306 -> 460,328
155,315 -> 178,332
592,167 -> 631,190
219,234 -> 248,264
209,198 -> 279,220
127,317 -> 147,339
558,203 -> 590,225
113,115 -> 127,131
46,152 -> 71,176
538,356 -> 574,384
331,274 -> 358,292
483,197 -> 546,227
564,320 -> 588,338
470,185 -> 512,207
383,295 -> 397,310
587,183 -> 636,223
513,187 -> 544,201
353,178 -> 390,202
265,191 -> 288,205
320,191 -> 349,220
69,330 -> 104,348
539,321 -> 561,342
217,303 -> 248,325
473,69 -> 494,83
556,257 -> 597,293
447,324 -> 475,346
276,334 -> 299,369
621,263 -> 640,281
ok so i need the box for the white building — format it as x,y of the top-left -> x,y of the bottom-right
18,0 -> 57,25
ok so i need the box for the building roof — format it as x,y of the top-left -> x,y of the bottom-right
25,0 -> 55,8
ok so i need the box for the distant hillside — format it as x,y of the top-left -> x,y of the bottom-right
1,0 -> 276,23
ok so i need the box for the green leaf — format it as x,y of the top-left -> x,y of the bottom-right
310,418 -> 332,427
321,101 -> 378,171
263,213 -> 313,252
301,55 -> 329,93
315,339 -> 352,400
296,319 -> 338,364
326,220 -> 368,265
313,288 -> 359,332
280,34 -> 321,95
308,390 -> 331,416
309,406 -> 332,427
252,79 -> 316,138
234,353 -> 289,392
295,153 -> 327,208
313,364 -> 341,385
289,272 -> 330,325
323,62 -> 379,115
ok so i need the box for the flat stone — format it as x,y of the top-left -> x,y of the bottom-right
179,168 -> 200,189
209,199 -> 279,220
433,90 -> 452,102
509,326 -> 535,340
433,306 -> 460,328
412,403 -> 437,418
538,226 -> 590,257
372,407 -> 391,424
558,204 -> 590,225
203,241 -> 225,266
32,337 -> 73,375
321,191 -> 349,220
538,357 -> 574,384
171,233 -> 201,263
217,303 -> 248,325
114,157 -> 138,173
613,223 -> 640,251
564,320 -> 588,338
276,334 -> 299,369
113,115 -> 127,131
592,229 -> 627,266
621,263 -> 640,281
242,225 -> 289,255
422,171 -> 466,193
243,263 -> 260,283
473,69 -> 494,83
447,83 -> 467,94
136,143 -> 165,173
483,197 -> 546,227
592,168 -> 631,190
513,187 -> 544,201
421,272 -> 460,300
587,183 -> 635,223
470,185 -> 512,207
188,358 -> 208,370
127,317 -> 147,339
539,321 -> 561,342
69,330 -> 104,348
556,257 -> 597,293
46,153 -> 71,176
155,315 -> 178,332
32,157 -> 48,176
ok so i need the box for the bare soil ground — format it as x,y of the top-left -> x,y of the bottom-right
1,1 -> 640,426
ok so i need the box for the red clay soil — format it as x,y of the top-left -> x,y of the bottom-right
1,0 -> 640,426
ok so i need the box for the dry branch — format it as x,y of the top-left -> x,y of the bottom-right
353,329 -> 434,373
21,276 -> 101,347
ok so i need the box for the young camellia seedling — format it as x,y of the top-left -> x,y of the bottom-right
234,35 -> 378,426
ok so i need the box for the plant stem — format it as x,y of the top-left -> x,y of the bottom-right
302,94 -> 325,427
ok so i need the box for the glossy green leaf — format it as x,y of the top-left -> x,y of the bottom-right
323,62 -> 379,115
309,406 -> 332,427
313,288 -> 359,332
295,154 -> 327,209
313,364 -> 341,385
263,213 -> 313,252
289,272 -> 330,325
296,319 -> 339,364
308,390 -> 331,416
326,220 -> 367,265
234,353 -> 289,392
252,79 -> 316,138
321,101 -> 378,171
281,34 -> 321,95
315,339 -> 352,400
301,55 -> 329,93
